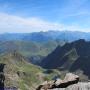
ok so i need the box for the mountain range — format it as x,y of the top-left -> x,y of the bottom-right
41,39 -> 90,81
0,31 -> 90,89
1,31 -> 90,42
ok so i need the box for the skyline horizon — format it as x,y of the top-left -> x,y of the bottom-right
0,30 -> 90,34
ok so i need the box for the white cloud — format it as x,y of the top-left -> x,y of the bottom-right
0,13 -> 64,33
0,12 -> 89,33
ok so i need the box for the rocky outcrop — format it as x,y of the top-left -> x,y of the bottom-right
36,73 -> 79,90
49,82 -> 90,90
0,64 -> 5,90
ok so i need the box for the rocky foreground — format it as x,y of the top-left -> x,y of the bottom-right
36,73 -> 90,90
49,82 -> 90,90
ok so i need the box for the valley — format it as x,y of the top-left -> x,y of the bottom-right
0,31 -> 90,89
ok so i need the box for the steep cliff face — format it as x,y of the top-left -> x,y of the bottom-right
41,39 -> 90,80
49,82 -> 90,90
41,39 -> 90,69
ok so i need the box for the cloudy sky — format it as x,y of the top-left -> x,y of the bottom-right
0,0 -> 90,33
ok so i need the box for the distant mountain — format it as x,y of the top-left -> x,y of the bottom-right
41,39 -> 90,80
0,31 -> 90,42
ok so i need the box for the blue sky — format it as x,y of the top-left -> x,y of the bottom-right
0,0 -> 90,33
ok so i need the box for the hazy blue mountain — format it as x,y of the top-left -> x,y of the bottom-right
0,31 -> 90,42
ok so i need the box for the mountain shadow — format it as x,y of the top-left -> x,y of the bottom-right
70,56 -> 90,79
41,39 -> 90,80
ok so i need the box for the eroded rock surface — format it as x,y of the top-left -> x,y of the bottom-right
36,73 -> 79,90
49,82 -> 90,90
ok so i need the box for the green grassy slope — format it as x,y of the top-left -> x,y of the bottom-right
0,51 -> 60,90
0,40 -> 64,57
0,52 -> 43,90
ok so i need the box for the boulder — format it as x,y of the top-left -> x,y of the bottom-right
36,81 -> 48,90
56,73 -> 79,88
54,79 -> 63,86
64,73 -> 79,82
36,73 -> 79,90
36,81 -> 55,90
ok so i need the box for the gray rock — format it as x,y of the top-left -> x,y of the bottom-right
53,73 -> 79,88
36,73 -> 79,90
49,82 -> 90,90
